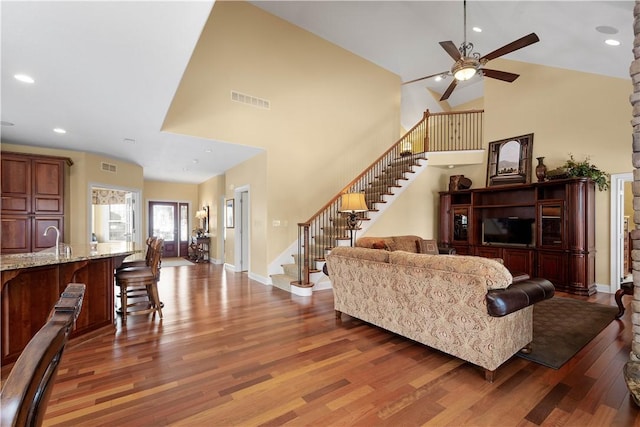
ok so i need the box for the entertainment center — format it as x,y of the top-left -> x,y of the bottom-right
438,177 -> 595,295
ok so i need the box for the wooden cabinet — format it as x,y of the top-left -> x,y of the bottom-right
1,152 -> 71,253
439,178 -> 595,295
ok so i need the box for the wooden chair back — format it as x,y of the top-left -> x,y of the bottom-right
144,236 -> 157,266
0,283 -> 86,427
149,237 -> 164,279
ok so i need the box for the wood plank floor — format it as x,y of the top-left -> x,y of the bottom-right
10,263 -> 640,426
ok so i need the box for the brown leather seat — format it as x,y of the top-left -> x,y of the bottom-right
115,238 -> 163,325
0,283 -> 85,427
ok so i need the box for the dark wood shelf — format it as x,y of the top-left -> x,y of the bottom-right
439,177 -> 595,295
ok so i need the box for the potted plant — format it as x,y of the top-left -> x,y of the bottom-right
558,154 -> 610,191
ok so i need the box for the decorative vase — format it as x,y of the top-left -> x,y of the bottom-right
535,157 -> 547,182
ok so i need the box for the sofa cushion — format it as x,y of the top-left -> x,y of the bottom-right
390,236 -> 421,253
371,240 -> 389,250
328,246 -> 390,263
356,235 -> 422,253
388,251 -> 513,290
419,239 -> 439,255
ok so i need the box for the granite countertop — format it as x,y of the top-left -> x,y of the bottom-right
0,242 -> 140,271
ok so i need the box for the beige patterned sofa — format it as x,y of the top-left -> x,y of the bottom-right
326,246 -> 554,381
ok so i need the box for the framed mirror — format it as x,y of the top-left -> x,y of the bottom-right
486,133 -> 534,186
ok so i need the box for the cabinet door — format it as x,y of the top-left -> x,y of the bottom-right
537,251 -> 566,287
32,217 -> 64,252
474,245 -> 502,259
1,215 -> 31,253
1,155 -> 31,214
502,248 -> 534,276
538,201 -> 565,248
32,158 -> 65,215
452,206 -> 470,243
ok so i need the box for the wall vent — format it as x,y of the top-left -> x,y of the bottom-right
231,90 -> 270,110
101,162 -> 117,173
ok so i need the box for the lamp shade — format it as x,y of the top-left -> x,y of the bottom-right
195,210 -> 207,219
339,193 -> 368,212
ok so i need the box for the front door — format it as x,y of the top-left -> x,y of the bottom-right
149,201 -> 180,257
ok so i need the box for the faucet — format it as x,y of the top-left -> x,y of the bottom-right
43,225 -> 60,255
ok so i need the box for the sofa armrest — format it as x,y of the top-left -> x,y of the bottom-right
485,278 -> 555,317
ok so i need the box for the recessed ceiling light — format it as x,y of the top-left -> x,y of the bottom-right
123,138 -> 136,144
472,27 -> 482,33
205,148 -> 212,153
0,121 -> 15,127
605,39 -> 621,46
14,74 -> 34,84
192,159 -> 199,164
53,128 -> 66,134
435,75 -> 443,82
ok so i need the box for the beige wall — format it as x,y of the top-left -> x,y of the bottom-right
143,180 -> 199,249
224,152 -> 268,273
197,174 -> 225,262
164,1 -> 401,277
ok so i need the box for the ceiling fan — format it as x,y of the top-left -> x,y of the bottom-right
403,0 -> 540,101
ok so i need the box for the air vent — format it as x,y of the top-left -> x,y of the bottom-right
101,162 -> 117,173
231,90 -> 270,110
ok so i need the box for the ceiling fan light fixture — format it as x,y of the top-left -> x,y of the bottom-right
454,66 -> 476,81
452,59 -> 478,81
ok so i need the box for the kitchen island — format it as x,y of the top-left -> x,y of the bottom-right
1,242 -> 139,365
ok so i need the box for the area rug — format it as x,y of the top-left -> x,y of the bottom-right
162,257 -> 195,267
516,297 -> 618,369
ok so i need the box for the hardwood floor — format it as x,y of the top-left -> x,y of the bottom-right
12,264 -> 640,425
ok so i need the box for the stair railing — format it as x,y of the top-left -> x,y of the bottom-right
295,109 -> 484,286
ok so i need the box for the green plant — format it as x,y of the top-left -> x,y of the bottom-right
562,154 -> 610,191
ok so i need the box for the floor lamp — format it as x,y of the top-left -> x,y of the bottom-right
339,192 -> 369,246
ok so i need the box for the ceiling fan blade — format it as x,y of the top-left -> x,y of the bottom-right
480,33 -> 540,62
440,79 -> 458,101
439,41 -> 461,61
402,71 -> 450,85
482,68 -> 520,82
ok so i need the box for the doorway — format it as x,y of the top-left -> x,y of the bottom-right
90,185 -> 140,245
233,187 -> 250,272
610,172 -> 633,292
149,201 -> 190,257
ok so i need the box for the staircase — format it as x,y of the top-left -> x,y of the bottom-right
269,109 -> 484,295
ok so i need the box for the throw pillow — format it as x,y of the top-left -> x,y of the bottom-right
371,240 -> 389,250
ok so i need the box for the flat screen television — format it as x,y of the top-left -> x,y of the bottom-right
482,217 -> 534,246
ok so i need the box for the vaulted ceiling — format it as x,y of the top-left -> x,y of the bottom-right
1,1 -> 633,184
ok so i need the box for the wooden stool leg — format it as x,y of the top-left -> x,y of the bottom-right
150,283 -> 163,319
120,283 -> 127,325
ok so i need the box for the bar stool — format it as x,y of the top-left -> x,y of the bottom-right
116,237 -> 160,313
115,238 -> 163,325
